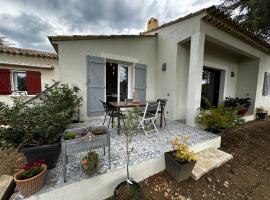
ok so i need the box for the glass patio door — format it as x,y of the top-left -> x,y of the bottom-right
201,67 -> 221,108
117,64 -> 129,101
106,62 -> 131,102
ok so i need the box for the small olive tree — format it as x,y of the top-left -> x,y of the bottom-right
123,107 -> 140,181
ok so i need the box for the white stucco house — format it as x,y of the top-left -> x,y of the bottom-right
48,6 -> 270,127
0,46 -> 59,105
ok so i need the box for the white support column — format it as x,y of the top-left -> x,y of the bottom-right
186,32 -> 205,127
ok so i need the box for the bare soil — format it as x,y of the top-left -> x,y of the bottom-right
136,119 -> 270,200
108,119 -> 270,199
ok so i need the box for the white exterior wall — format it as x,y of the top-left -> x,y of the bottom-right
255,54 -> 270,111
150,15 -> 202,120
186,32 -> 206,126
0,53 -> 58,105
237,59 -> 259,113
56,38 -> 156,121
175,43 -> 190,120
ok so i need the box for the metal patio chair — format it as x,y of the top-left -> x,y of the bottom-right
137,101 -> 160,135
99,100 -> 125,129
157,99 -> 167,127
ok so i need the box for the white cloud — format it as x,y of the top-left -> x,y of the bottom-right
0,0 -> 222,51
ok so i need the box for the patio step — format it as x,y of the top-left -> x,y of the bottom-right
0,175 -> 15,200
191,148 -> 233,180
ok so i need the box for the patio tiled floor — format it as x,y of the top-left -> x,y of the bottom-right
17,119 -> 220,198
48,119 -> 218,184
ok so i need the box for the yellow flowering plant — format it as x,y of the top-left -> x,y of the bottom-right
172,136 -> 196,163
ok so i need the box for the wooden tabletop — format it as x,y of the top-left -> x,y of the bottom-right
109,101 -> 152,108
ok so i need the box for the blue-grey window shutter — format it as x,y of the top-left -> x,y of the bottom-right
134,63 -> 147,101
87,55 -> 105,116
262,72 -> 270,96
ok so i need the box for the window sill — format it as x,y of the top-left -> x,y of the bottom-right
9,94 -> 36,97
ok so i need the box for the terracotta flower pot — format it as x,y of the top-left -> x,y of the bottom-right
14,164 -> 47,197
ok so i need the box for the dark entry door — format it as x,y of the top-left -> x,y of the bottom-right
201,67 -> 221,108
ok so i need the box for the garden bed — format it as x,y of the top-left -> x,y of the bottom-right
108,118 -> 270,200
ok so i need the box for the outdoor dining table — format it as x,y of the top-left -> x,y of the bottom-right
109,101 -> 165,135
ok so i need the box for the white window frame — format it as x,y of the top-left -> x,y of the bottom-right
11,70 -> 27,95
117,64 -> 132,102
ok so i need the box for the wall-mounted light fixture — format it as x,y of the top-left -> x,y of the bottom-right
231,71 -> 235,77
162,63 -> 166,71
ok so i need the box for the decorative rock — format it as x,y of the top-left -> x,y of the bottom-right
223,181 -> 230,188
231,169 -> 238,175
164,191 -> 168,197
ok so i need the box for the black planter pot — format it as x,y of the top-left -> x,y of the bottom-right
114,180 -> 140,200
205,128 -> 224,134
256,112 -> 268,120
165,150 -> 196,183
20,142 -> 61,169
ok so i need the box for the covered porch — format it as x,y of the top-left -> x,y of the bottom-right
176,32 -> 260,126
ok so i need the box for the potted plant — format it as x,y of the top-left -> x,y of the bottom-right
224,97 -> 251,116
81,151 -> 99,176
0,84 -> 82,169
165,136 -> 196,183
61,125 -> 110,182
14,159 -> 47,197
256,107 -> 268,120
114,108 -> 141,200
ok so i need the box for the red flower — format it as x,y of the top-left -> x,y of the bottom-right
21,159 -> 46,170
82,159 -> 88,166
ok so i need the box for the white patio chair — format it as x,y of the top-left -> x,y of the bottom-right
137,101 -> 160,135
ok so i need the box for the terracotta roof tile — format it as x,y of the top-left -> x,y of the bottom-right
0,46 -> 58,59
142,6 -> 270,54
203,7 -> 270,54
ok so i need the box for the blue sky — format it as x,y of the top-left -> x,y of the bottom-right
0,0 -> 221,52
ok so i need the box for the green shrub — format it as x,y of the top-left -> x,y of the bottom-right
196,104 -> 243,133
0,83 -> 82,147
224,97 -> 251,109
63,131 -> 77,140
